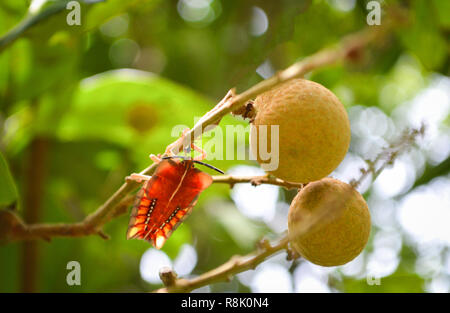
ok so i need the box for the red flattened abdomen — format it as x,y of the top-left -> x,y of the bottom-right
126,159 -> 213,248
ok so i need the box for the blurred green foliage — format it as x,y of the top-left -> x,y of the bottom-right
0,0 -> 449,293
0,151 -> 17,206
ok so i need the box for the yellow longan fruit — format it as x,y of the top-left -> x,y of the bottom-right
250,79 -> 350,183
288,178 -> 371,267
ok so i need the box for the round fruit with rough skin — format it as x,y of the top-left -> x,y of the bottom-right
288,178 -> 370,267
250,79 -> 350,183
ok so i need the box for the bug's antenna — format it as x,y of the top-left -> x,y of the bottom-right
162,155 -> 186,160
161,156 -> 224,174
193,160 -> 225,174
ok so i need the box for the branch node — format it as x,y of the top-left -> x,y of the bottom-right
0,210 -> 26,244
159,267 -> 178,287
250,173 -> 270,187
256,238 -> 271,251
231,99 -> 256,122
286,244 -> 301,261
250,178 -> 262,187
41,236 -> 52,242
97,230 -> 110,240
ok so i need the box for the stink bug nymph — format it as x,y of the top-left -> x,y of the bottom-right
126,130 -> 223,249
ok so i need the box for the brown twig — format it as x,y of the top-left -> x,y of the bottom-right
212,174 -> 303,190
350,124 -> 425,189
0,175 -> 299,242
159,267 -> 178,287
0,194 -> 134,242
0,25 -> 387,243
155,236 -> 289,293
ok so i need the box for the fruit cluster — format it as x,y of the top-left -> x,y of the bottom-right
251,79 -> 370,267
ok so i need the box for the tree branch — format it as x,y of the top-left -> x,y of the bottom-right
0,193 -> 134,243
0,175 -> 300,242
350,125 -> 425,189
155,236 -> 289,293
212,174 -> 304,190
0,0 -> 105,52
0,25 -> 389,244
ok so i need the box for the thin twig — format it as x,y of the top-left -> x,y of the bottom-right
155,236 -> 289,293
212,174 -> 303,190
0,175 -> 299,242
350,125 -> 425,189
0,0 -> 105,52
159,267 -> 178,287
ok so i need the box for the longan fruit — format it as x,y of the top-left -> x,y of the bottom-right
288,178 -> 371,267
250,79 -> 350,183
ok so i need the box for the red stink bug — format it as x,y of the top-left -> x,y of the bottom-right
126,131 -> 223,249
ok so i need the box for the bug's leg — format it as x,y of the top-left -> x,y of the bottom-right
191,142 -> 207,161
125,173 -> 152,184
148,128 -> 189,165
149,153 -> 162,164
165,128 -> 190,156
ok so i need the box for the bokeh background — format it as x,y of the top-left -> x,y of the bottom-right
0,0 -> 449,293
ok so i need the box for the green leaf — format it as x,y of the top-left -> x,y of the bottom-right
432,0 -> 450,28
0,49 -> 9,98
0,152 -> 18,207
0,0 -> 104,51
86,0 -> 160,31
399,0 -> 447,70
58,69 -> 213,147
